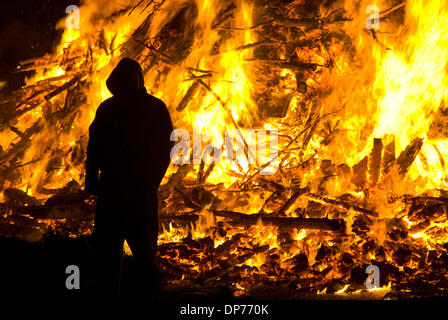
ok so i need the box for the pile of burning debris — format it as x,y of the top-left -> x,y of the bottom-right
1,0 -> 448,299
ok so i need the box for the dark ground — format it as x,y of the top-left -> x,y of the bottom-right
1,233 -> 447,315
0,233 -> 234,300
0,233 -> 169,299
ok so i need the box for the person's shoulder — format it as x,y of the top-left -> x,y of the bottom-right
95,97 -> 118,114
143,93 -> 167,108
142,93 -> 170,117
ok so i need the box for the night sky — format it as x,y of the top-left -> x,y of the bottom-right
0,0 -> 80,95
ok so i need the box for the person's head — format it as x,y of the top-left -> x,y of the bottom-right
106,57 -> 145,97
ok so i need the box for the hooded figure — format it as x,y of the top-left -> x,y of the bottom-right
86,58 -> 173,297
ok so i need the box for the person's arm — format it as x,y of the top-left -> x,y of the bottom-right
154,101 -> 174,187
161,101 -> 174,170
85,106 -> 104,195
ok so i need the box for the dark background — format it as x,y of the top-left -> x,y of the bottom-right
0,0 -> 80,95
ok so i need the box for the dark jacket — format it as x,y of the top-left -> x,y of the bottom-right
85,58 -> 173,196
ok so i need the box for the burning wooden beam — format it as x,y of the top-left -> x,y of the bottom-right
381,134 -> 396,174
177,82 -> 200,111
44,75 -> 81,101
352,156 -> 368,188
396,137 -> 424,175
305,193 -> 378,217
10,203 -> 94,219
213,210 -> 345,232
369,138 -> 383,184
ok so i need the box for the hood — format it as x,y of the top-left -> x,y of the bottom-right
106,58 -> 145,97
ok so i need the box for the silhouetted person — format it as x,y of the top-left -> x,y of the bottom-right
85,58 -> 173,297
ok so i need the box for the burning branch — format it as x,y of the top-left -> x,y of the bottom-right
213,210 -> 345,232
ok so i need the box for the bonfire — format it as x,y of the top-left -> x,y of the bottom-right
1,0 -> 448,299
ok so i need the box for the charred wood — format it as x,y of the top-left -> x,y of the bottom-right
369,138 -> 383,184
10,203 -> 94,219
177,81 -> 200,111
213,210 -> 345,232
396,137 -> 424,175
305,192 -> 378,217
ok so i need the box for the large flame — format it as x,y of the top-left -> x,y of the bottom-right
372,0 -> 448,192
